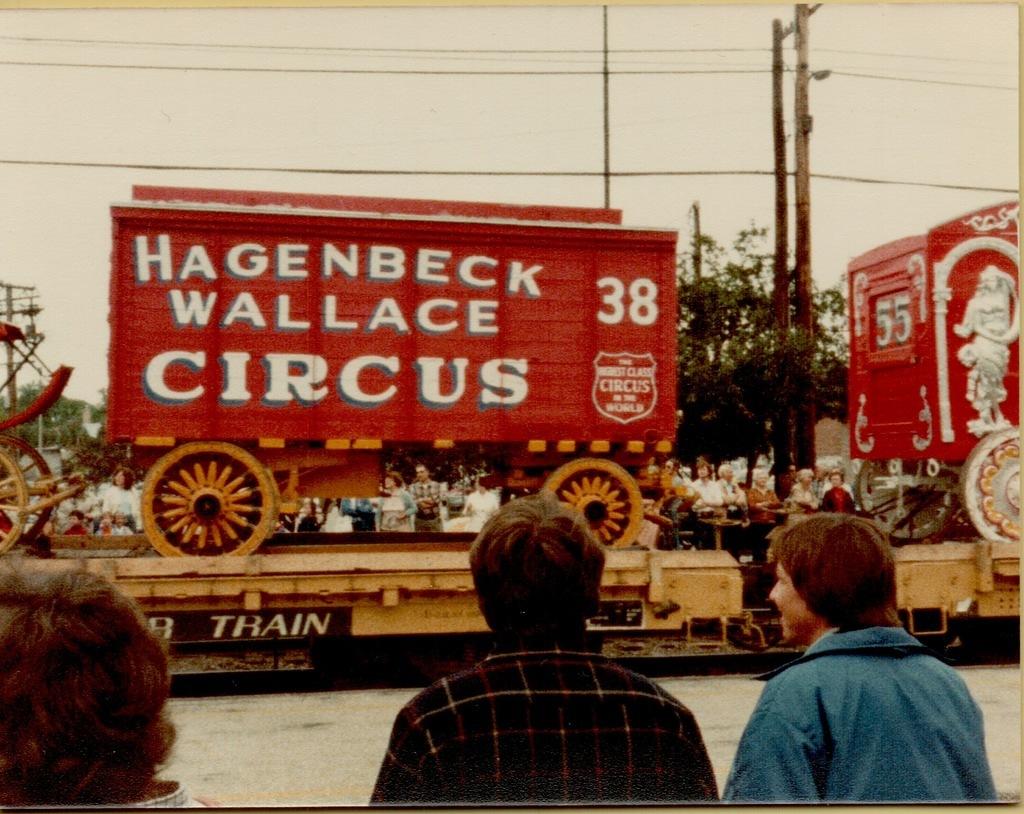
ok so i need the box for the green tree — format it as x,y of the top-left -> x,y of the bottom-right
6,384 -> 132,483
675,226 -> 847,478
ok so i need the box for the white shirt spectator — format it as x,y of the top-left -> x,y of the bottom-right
691,477 -> 725,510
463,487 -> 500,533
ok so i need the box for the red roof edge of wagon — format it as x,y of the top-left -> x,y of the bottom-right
928,199 -> 1019,234
132,185 -> 623,225
847,234 -> 926,272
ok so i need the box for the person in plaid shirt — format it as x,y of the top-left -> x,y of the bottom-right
371,492 -> 718,805
408,464 -> 444,533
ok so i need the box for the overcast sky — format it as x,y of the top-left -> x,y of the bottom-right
0,2 -> 1017,404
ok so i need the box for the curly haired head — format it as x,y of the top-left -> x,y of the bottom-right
0,568 -> 175,806
470,491 -> 605,639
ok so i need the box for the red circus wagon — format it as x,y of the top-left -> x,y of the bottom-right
848,202 -> 1019,544
106,186 -> 681,557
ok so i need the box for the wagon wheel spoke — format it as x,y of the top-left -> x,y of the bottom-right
141,442 -> 279,557
214,465 -> 234,490
177,468 -> 200,492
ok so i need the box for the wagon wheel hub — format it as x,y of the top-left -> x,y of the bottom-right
190,488 -> 224,521
578,495 -> 609,524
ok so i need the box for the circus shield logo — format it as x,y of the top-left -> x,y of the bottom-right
592,351 -> 657,424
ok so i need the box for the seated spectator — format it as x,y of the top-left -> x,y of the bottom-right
110,511 -> 134,536
785,468 -> 819,514
341,497 -> 377,532
717,463 -> 748,520
101,465 -> 141,533
0,569 -> 207,806
744,468 -> 783,562
775,465 -> 797,506
691,459 -> 725,516
462,477 -> 500,533
296,499 -> 322,532
820,468 -> 856,514
811,464 -> 830,504
724,514 -> 995,802
375,472 -> 416,532
659,460 -> 696,549
62,509 -> 91,535
661,458 -> 690,489
746,469 -> 783,524
690,459 -> 726,549
372,492 -> 718,805
95,511 -> 114,536
409,465 -> 444,533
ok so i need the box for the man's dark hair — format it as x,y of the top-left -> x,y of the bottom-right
470,491 -> 605,639
769,513 -> 900,630
0,569 -> 175,806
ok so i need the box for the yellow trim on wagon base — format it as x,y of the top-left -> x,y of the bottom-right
135,436 -> 175,447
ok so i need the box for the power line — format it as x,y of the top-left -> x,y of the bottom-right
0,36 -> 771,69
0,58 -> 770,76
2,35 -> 1013,69
812,172 -> 1016,193
815,47 -> 1013,66
830,70 -> 1015,91
2,58 -> 1012,88
0,34 -> 770,55
0,157 -> 1014,193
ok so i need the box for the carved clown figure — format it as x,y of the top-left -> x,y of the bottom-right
953,265 -> 1019,436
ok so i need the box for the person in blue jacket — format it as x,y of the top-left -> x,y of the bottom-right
724,513 -> 996,803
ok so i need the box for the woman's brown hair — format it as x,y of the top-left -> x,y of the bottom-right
769,513 -> 900,630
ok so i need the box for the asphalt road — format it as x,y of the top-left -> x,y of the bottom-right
164,665 -> 1019,807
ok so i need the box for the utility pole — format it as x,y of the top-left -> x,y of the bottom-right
691,201 -> 702,279
793,4 -> 813,337
4,286 -> 15,418
793,3 -> 818,468
0,283 -> 43,420
770,17 -> 794,481
772,18 -> 791,332
602,6 -> 611,208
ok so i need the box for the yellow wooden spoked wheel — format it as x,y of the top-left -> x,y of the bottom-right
0,434 -> 52,544
142,442 -> 279,557
543,458 -> 644,547
0,448 -> 29,554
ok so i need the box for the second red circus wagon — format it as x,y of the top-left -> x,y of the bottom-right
848,201 -> 1019,543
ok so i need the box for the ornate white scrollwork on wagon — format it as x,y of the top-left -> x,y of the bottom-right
963,204 -> 1020,233
852,272 -> 868,338
908,253 -> 927,322
953,265 -> 1020,437
911,385 -> 933,451
932,237 -> 1019,443
854,392 -> 875,453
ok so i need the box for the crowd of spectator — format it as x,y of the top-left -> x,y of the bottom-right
641,456 -> 861,559
49,463 -> 498,538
